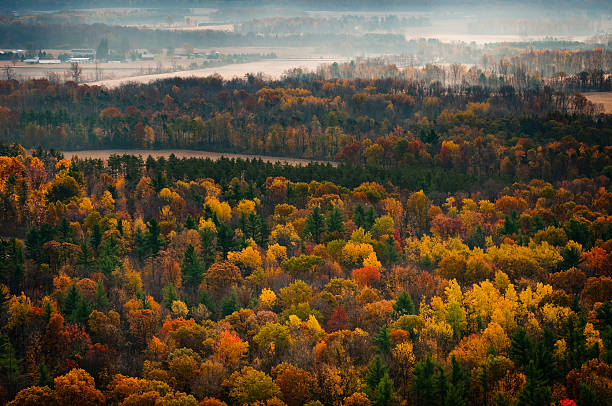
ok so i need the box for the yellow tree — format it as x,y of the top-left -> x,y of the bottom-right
53,369 -> 105,406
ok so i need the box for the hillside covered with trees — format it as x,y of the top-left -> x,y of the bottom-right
0,60 -> 611,406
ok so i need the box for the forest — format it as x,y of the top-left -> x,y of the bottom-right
0,55 -> 610,406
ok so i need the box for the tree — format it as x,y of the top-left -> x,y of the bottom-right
199,228 -> 216,269
466,225 -> 486,249
433,366 -> 448,405
366,356 -> 388,395
304,206 -> 325,243
578,384 -> 598,406
448,356 -> 468,405
272,363 -> 313,406
0,238 -> 25,292
391,342 -> 415,399
73,295 -> 92,324
183,42 -> 194,56
374,326 -> 392,356
96,38 -> 109,61
354,204 -> 367,229
413,356 -> 437,406
502,211 -> 519,235
216,222 -> 235,256
559,241 -> 584,270
279,280 -> 312,308
185,214 -> 197,230
182,244 -> 204,288
228,367 -> 281,405
53,368 -> 105,406
145,219 -> 164,256
253,323 -> 291,357
0,335 -> 22,398
374,373 -> 394,406
221,291 -> 239,317
7,386 -> 55,406
515,361 -> 551,406
37,361 -> 52,387
69,63 -> 82,83
393,291 -> 415,316
326,306 -> 348,332
63,284 -> 81,317
353,266 -> 381,287
47,176 -> 80,203
90,223 -> 102,250
215,330 -> 248,369
3,65 -> 14,81
94,281 -> 109,310
206,261 -> 242,295
343,392 -> 372,406
327,208 -> 344,235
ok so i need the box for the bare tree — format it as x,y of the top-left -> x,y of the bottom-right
95,60 -> 100,81
46,71 -> 61,84
450,63 -> 463,87
69,62 -> 82,83
3,65 -> 15,80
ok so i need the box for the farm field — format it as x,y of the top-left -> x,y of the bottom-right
583,91 -> 612,113
86,58 -> 345,88
62,149 -> 336,166
1,47 -> 337,83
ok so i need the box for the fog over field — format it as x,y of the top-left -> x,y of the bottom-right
0,0 -> 610,83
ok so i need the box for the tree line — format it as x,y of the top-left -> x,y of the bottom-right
0,141 -> 610,405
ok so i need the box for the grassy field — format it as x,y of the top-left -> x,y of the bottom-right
583,92 -> 612,114
1,46 -> 341,83
85,58 -> 343,88
62,149 -> 336,166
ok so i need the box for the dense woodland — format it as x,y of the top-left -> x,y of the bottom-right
0,57 -> 610,405
0,60 -> 610,158
234,15 -> 431,34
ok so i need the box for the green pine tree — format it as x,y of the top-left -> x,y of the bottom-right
134,227 -> 146,261
184,214 -> 197,230
374,325 -> 392,355
95,280 -> 109,310
326,207 -> 344,234
216,222 -> 235,256
63,284 -> 80,316
199,228 -> 216,269
364,207 -> 376,229
434,366 -> 448,404
383,235 -> 399,265
466,225 -> 486,249
182,244 -> 204,288
37,361 -> 52,387
374,373 -> 394,406
304,206 -> 325,243
393,291 -> 415,316
354,204 -> 366,228
162,283 -> 179,309
0,335 -> 22,398
221,291 -> 239,317
73,295 -> 91,323
90,222 -> 102,250
414,356 -> 437,406
516,361 -> 552,406
366,355 -> 388,394
578,383 -> 598,406
145,219 -> 165,256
